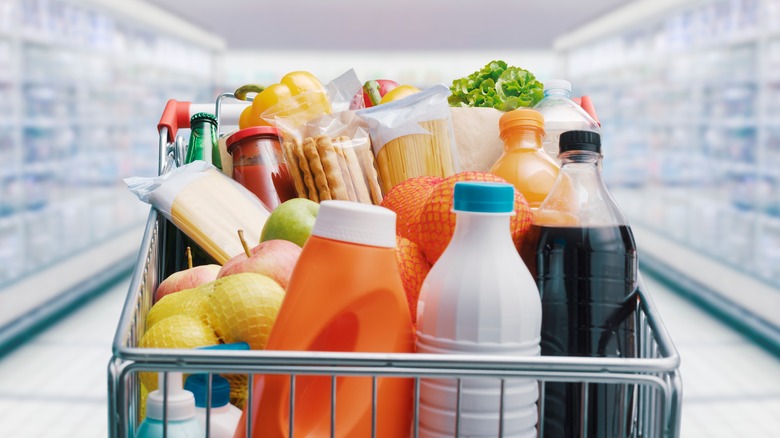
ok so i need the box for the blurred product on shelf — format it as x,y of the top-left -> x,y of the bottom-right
490,108 -> 560,209
559,0 -> 780,290
0,0 -> 219,289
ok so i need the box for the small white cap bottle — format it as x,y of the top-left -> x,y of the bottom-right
184,374 -> 242,438
136,372 -> 203,438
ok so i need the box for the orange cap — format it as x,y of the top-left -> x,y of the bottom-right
498,108 -> 545,141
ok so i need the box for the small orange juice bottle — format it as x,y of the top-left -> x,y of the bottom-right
235,200 -> 414,438
490,108 -> 560,210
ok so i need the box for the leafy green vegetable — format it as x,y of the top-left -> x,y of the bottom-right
448,60 -> 545,111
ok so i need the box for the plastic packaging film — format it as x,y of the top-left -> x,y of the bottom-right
357,84 -> 459,194
274,108 -> 383,205
125,161 -> 271,264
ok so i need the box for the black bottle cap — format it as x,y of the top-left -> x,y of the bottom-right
559,130 -> 601,154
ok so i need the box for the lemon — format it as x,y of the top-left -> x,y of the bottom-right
224,374 -> 248,409
138,314 -> 219,392
379,85 -> 421,104
145,284 -> 213,330
206,273 -> 285,350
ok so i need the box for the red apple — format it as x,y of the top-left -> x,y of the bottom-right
154,264 -> 220,303
217,239 -> 302,290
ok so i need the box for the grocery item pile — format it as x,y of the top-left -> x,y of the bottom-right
127,60 -> 638,438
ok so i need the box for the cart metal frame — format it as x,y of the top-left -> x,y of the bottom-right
108,97 -> 683,437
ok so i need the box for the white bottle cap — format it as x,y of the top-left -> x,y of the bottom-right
312,200 -> 396,248
543,79 -> 572,92
146,372 -> 196,421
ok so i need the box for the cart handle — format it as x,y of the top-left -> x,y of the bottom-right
158,100 -> 192,143
158,98 -> 251,143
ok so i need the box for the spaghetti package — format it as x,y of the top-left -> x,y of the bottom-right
357,84 -> 459,194
125,161 -> 271,264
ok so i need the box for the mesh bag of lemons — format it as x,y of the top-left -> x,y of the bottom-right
139,273 -> 285,412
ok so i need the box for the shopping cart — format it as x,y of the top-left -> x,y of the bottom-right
108,97 -> 683,438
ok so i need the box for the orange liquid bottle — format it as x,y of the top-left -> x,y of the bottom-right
235,201 -> 414,438
490,108 -> 560,210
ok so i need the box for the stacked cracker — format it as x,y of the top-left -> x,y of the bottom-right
283,135 -> 383,204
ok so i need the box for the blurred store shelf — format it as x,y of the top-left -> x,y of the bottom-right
0,221 -> 143,353
557,0 -> 780,318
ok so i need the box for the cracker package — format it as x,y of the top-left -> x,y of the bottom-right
356,84 -> 459,194
125,161 -> 271,264
270,107 -> 383,205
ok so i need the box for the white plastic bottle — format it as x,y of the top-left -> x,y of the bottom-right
533,79 -> 600,160
416,181 -> 542,438
184,374 -> 242,438
136,372 -> 203,438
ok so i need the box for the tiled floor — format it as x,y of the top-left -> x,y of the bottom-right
0,273 -> 779,436
0,277 -> 129,437
642,275 -> 780,437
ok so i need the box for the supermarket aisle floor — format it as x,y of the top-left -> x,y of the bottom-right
0,277 -> 129,438
0,274 -> 779,436
643,275 -> 780,437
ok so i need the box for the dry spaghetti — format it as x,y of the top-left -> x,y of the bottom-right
375,119 -> 456,194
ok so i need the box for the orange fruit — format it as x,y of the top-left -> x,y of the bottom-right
413,171 -> 532,265
380,176 -> 442,243
395,235 -> 431,325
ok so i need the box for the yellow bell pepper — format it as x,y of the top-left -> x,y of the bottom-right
239,71 -> 330,130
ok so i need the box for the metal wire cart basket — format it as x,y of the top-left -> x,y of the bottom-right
108,98 -> 683,438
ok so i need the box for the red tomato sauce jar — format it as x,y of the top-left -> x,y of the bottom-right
226,127 -> 295,209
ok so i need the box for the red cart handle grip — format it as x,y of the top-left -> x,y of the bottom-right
158,100 -> 192,143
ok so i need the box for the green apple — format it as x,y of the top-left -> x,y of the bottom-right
260,198 -> 319,247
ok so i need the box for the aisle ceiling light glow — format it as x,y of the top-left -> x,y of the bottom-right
141,0 -> 639,50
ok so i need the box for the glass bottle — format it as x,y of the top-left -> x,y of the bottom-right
186,112 -> 222,170
519,130 -> 638,438
489,108 -> 559,210
181,112 -> 221,267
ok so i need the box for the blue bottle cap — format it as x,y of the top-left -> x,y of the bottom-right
197,342 -> 250,351
184,374 -> 231,408
453,181 -> 515,213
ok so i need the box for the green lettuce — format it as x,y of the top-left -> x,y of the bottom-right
448,60 -> 544,111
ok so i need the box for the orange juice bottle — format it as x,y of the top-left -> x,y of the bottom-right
490,108 -> 560,210
236,200 -> 414,438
